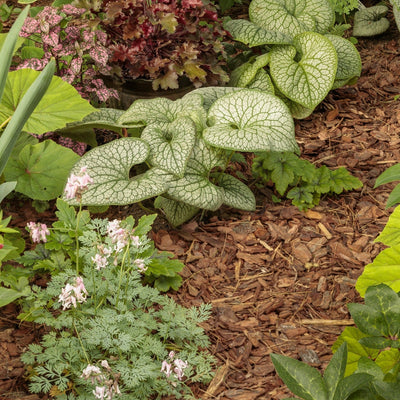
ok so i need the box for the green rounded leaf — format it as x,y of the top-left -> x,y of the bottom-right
64,138 -> 173,206
204,89 -> 298,152
249,0 -> 335,37
353,6 -> 390,37
0,69 -> 95,135
4,140 -> 80,200
141,117 -> 197,177
325,34 -> 362,89
270,32 -> 337,109
224,18 -> 293,47
216,173 -> 256,211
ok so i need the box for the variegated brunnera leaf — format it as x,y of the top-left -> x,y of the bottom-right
269,32 -> 337,110
325,34 -> 362,90
154,196 -> 200,228
165,138 -> 227,211
140,116 -> 197,177
249,0 -> 335,38
203,89 -> 298,153
64,138 -> 173,206
235,53 -> 271,88
117,94 -> 204,131
352,5 -> 390,37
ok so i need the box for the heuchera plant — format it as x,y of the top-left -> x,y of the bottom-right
17,4 -> 118,104
98,0 -> 230,90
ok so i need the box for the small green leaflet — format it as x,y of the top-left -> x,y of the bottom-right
329,167 -> 362,194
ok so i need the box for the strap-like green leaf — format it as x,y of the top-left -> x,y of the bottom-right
333,373 -> 373,400
215,173 -> 256,211
352,5 -> 390,37
64,138 -> 173,206
270,32 -> 337,109
249,0 -> 334,37
154,196 -> 200,227
204,89 -> 298,152
224,18 -> 293,47
325,34 -> 362,90
271,353 -> 328,400
141,116 -> 197,177
324,343 -> 347,400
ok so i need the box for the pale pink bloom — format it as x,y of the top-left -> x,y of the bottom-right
134,259 -> 147,273
173,358 -> 188,380
92,254 -> 108,270
161,360 -> 172,378
130,235 -> 141,247
161,352 -> 188,381
100,360 -> 111,371
93,386 -> 108,400
58,277 -> 88,310
81,364 -> 103,384
27,222 -> 50,243
64,166 -> 93,200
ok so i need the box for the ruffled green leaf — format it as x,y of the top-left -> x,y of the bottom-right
352,5 -> 390,37
270,32 -> 337,109
64,138 -> 173,206
154,196 -> 200,227
325,34 -> 362,89
224,18 -> 293,47
204,89 -> 298,152
249,0 -> 335,37
141,117 -> 197,177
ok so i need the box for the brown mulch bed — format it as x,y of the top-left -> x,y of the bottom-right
1,16 -> 400,400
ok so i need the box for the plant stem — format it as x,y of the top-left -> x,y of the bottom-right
73,319 -> 90,365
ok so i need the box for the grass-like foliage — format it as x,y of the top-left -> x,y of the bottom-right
252,151 -> 362,211
20,200 -> 215,399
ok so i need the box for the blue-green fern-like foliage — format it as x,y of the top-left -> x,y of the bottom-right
224,0 -> 362,119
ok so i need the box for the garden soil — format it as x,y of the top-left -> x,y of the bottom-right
1,5 -> 400,400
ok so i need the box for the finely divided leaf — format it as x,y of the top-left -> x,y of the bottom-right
204,89 -> 298,153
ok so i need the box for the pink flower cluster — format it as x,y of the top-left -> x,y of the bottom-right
58,276 -> 88,310
18,5 -> 118,103
81,360 -> 121,400
107,219 -> 141,252
27,222 -> 50,243
161,351 -> 188,384
64,166 -> 93,200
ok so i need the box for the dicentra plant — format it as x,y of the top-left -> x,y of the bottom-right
224,0 -> 362,119
18,172 -> 213,399
252,151 -> 362,210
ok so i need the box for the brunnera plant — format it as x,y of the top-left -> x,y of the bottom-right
60,86 -> 299,226
98,0 -> 230,90
224,0 -> 362,119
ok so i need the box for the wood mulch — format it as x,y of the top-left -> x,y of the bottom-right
1,12 -> 400,400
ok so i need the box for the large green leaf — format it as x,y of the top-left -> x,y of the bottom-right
0,280 -> 31,308
325,34 -> 362,90
270,32 -> 337,109
117,94 -> 203,129
374,163 -> 400,187
333,373 -> 372,400
64,138 -> 173,206
154,196 -> 200,227
249,0 -> 335,37
248,69 -> 275,93
236,53 -> 271,87
141,117 -> 197,177
352,6 -> 390,37
4,140 -> 80,200
165,138 -> 226,211
203,89 -> 298,152
215,173 -> 256,211
355,245 -> 400,297
324,342 -> 347,398
348,284 -> 400,338
271,353 -> 328,400
224,18 -> 293,47
0,69 -> 95,135
392,0 -> 400,32
375,205 -> 400,247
